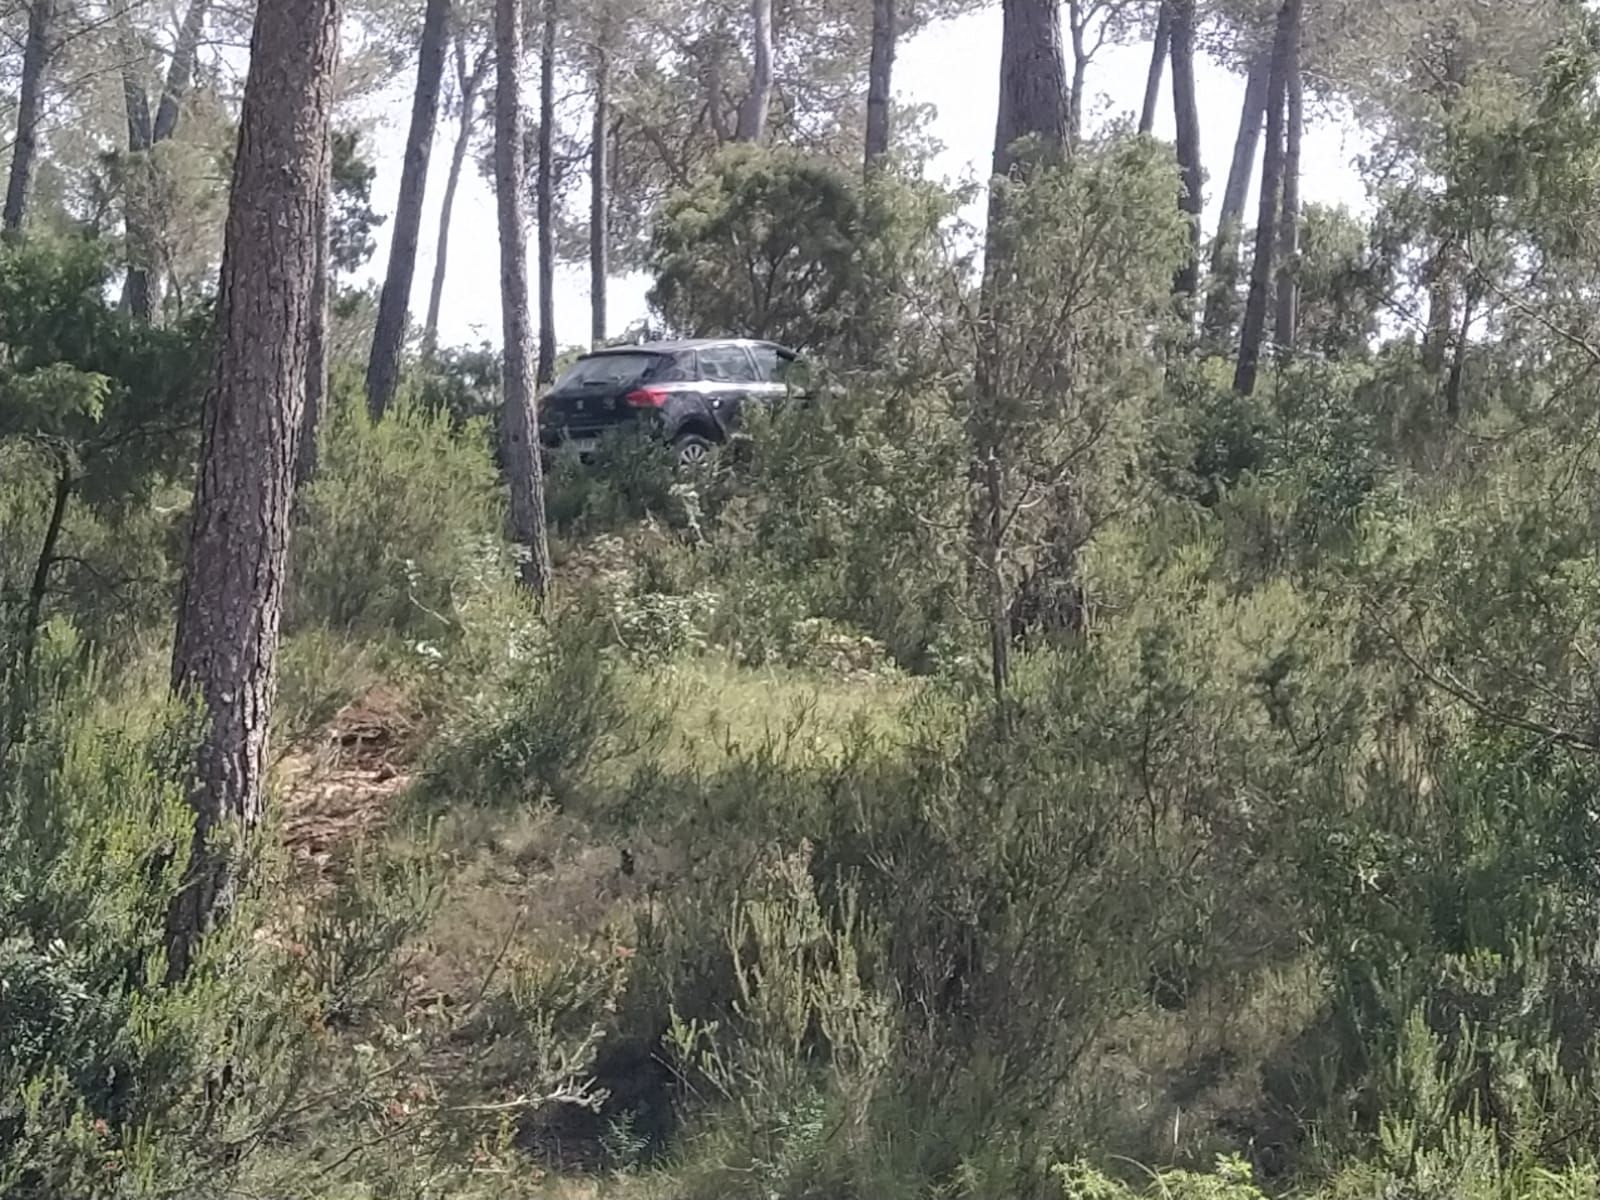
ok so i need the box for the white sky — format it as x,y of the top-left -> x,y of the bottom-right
359,10 -> 1373,350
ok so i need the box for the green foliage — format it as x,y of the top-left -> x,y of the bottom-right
647,145 -> 957,358
288,375 -> 506,638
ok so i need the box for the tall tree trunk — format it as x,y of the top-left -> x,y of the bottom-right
1202,50 -> 1271,342
1273,4 -> 1303,350
496,0 -> 553,595
367,0 -> 451,418
3,0 -> 56,234
536,0 -> 557,383
424,44 -> 488,355
1169,0 -> 1203,301
590,48 -> 610,348
153,0 -> 211,142
1234,0 -> 1294,396
1139,1 -> 1170,135
299,125 -> 333,490
124,0 -> 212,320
992,0 -> 1069,179
1444,286 -> 1475,421
864,0 -> 896,171
1067,0 -> 1089,149
166,0 -> 342,981
974,0 -> 1069,707
735,0 -> 774,142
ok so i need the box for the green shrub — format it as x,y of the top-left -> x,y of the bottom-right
289,378 -> 505,638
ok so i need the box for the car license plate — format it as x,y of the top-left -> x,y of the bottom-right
569,437 -> 598,454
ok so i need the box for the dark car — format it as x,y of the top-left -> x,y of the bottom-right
538,338 -> 803,467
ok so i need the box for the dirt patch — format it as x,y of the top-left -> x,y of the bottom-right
279,685 -> 423,888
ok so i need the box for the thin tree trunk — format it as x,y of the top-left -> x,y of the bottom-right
735,0 -> 774,142
496,0 -> 553,595
425,44 -> 488,355
864,0 -> 896,171
153,0 -> 211,142
117,6 -> 157,322
590,47 -> 610,348
299,125 -> 333,491
367,0 -> 451,418
1139,1 -> 1170,135
1067,0 -> 1088,149
3,0 -> 56,234
536,0 -> 557,383
167,0 -> 342,981
1202,50 -> 1271,342
1169,0 -> 1203,300
1273,5 -> 1303,350
1422,242 -> 1458,374
1445,286 -> 1475,421
1234,0 -> 1293,396
17,459 -> 72,684
973,0 -> 1070,706
124,0 -> 211,320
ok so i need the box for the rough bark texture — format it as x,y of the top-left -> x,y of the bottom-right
299,126 -> 333,490
735,0 -> 774,142
992,0 -> 1069,179
1273,1 -> 1303,350
1202,50 -> 1272,341
590,48 -> 610,347
536,0 -> 558,384
167,0 -> 342,980
1234,0 -> 1294,396
1139,1 -> 1170,136
496,0 -> 554,595
864,0 -> 896,171
3,0 -> 55,234
367,0 -> 451,418
1169,0 -> 1203,300
425,41 -> 490,353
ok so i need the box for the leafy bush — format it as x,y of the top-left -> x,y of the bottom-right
288,377 -> 505,638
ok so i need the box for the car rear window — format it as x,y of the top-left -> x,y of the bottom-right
554,353 -> 662,390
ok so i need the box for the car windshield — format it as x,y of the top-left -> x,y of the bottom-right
553,353 -> 661,390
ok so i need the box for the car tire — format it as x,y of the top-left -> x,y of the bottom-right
673,432 -> 715,469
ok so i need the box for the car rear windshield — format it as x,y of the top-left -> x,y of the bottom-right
553,352 -> 665,390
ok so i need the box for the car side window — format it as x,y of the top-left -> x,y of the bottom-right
749,345 -> 791,383
699,345 -> 758,383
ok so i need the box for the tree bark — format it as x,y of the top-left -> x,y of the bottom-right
496,0 -> 553,595
992,0 -> 1069,179
16,457 -> 72,686
3,0 -> 56,234
166,0 -> 342,981
153,0 -> 211,143
1273,5 -> 1303,350
536,0 -> 557,383
1139,1 -> 1170,136
123,0 -> 212,320
864,0 -> 896,171
1169,0 -> 1203,300
590,47 -> 610,348
1067,0 -> 1089,149
1202,50 -> 1271,342
973,0 -> 1070,706
1234,0 -> 1294,396
299,124 -> 333,491
425,41 -> 489,355
735,0 -> 774,142
367,0 -> 451,418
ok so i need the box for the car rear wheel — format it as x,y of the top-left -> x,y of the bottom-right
673,432 -> 714,469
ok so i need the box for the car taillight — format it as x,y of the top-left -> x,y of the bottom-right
625,387 -> 667,408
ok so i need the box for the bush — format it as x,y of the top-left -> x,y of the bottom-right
289,377 -> 505,638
